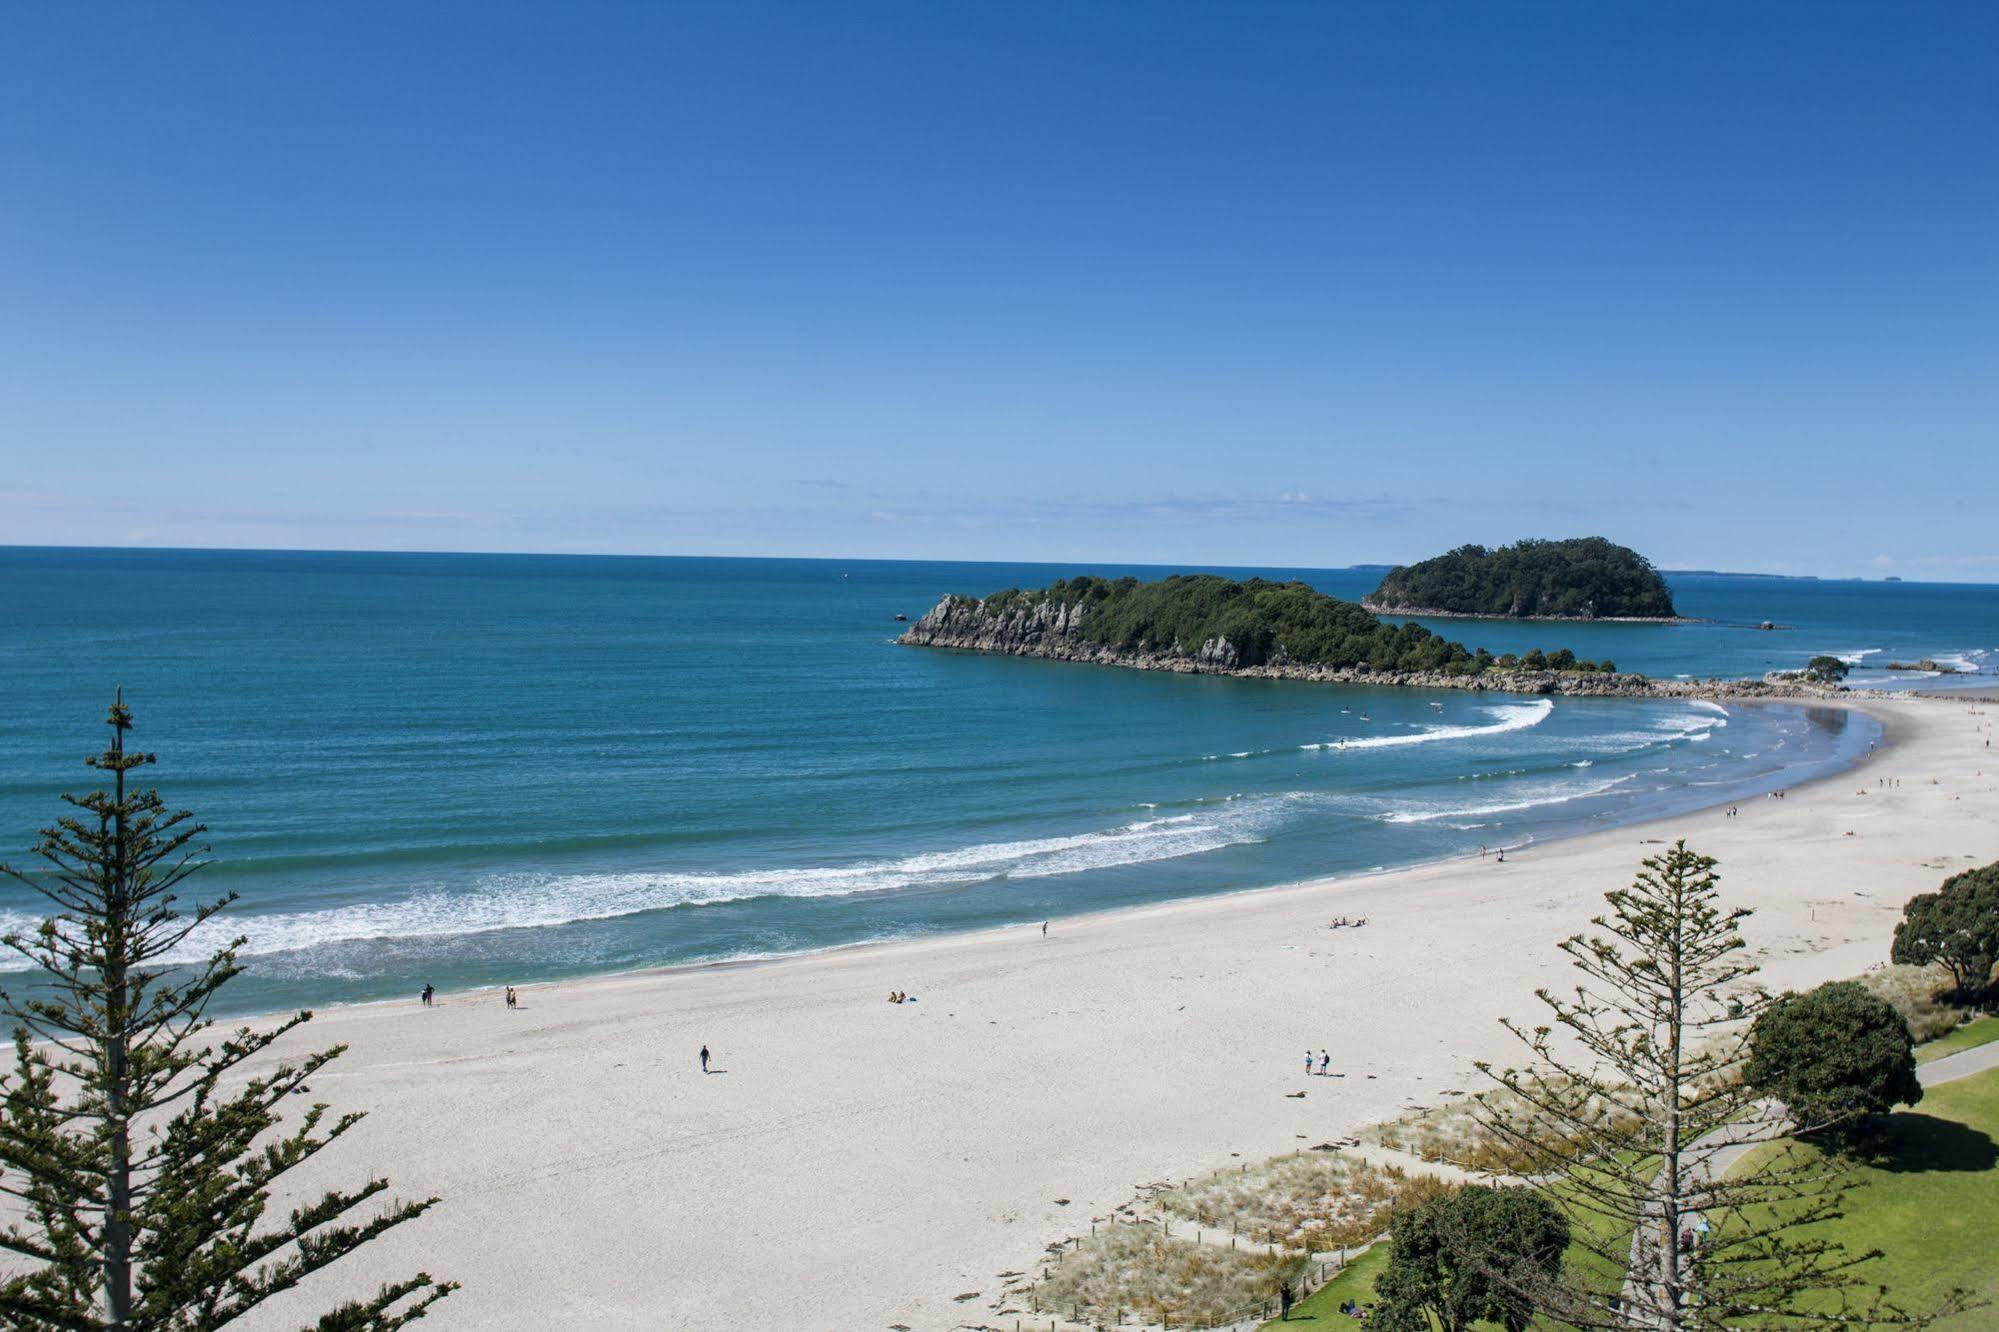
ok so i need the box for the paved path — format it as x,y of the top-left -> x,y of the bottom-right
1917,1037 -> 1999,1087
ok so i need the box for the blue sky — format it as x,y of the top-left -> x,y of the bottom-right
1,4 -> 1993,577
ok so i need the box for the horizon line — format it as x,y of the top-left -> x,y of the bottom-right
4,541 -> 1985,586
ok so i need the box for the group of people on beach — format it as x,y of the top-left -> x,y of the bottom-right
1327,915 -> 1366,930
886,989 -> 916,1003
1476,845 -> 1507,862
415,982 -> 518,1008
1304,1048 -> 1335,1077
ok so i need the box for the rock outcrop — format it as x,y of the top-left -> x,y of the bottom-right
898,594 -> 1855,702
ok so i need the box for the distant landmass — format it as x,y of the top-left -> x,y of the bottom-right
908,574 -> 1496,674
892,573 -> 1869,701
1661,569 -> 1821,581
1365,537 -> 1678,621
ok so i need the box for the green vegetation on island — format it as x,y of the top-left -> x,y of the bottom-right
932,573 -> 1620,675
1366,536 -> 1678,620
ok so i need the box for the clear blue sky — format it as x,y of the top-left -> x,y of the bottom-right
2,4 -> 1993,577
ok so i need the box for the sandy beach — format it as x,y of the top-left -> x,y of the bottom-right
229,695 -> 1996,1329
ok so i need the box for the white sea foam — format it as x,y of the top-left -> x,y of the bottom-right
1835,648 -> 1881,666
0,802 -> 1291,969
1379,775 -> 1634,824
1301,700 -> 1553,753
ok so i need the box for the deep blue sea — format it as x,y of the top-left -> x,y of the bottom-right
3,548 -> 1994,1012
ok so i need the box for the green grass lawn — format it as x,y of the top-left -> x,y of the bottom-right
1915,1014 -> 1999,1064
1728,1064 -> 1999,1327
1265,1063 -> 1997,1330
1257,1242 -> 1388,1326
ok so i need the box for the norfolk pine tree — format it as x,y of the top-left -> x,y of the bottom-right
0,696 -> 454,1329
1464,841 -> 1965,1329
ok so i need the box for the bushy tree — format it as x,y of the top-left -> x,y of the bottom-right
0,697 -> 454,1329
1804,655 -> 1852,683
1744,981 -> 1922,1144
1371,1185 -> 1567,1332
1891,863 -> 1999,1001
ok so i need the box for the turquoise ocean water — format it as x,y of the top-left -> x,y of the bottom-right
3,548 -> 1993,1013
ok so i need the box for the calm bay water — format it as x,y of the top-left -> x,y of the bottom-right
3,547 -> 1990,1012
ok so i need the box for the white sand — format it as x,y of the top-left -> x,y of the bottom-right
226,697 -> 1996,1329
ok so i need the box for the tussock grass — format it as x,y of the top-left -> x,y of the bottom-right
1153,1151 -> 1454,1250
1859,963 -> 1968,1043
1365,1077 -> 1647,1176
1030,1222 -> 1307,1328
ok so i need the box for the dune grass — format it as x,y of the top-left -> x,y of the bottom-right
1859,963 -> 1969,1044
1154,1151 -> 1453,1251
1915,1014 -> 1999,1064
1029,1222 -> 1307,1328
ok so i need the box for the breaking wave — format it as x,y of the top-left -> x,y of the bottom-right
1301,699 -> 1554,753
1378,775 -> 1635,824
0,802 -> 1295,970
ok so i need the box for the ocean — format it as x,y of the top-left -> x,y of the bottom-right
2,547 -> 1992,1013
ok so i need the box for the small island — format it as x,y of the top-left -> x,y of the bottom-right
1363,537 -> 1679,621
899,573 -> 1838,700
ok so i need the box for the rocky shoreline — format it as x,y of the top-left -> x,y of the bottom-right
898,594 -> 1853,702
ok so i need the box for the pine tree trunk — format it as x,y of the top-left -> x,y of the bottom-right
1660,920 -> 1683,1330
104,730 -> 134,1326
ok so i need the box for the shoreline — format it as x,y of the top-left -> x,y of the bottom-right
897,623 -> 1855,702
242,694 -> 1887,1022
208,694 -> 1999,1331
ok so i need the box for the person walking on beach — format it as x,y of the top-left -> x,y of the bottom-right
1319,1050 -> 1330,1077
1041,920 -> 1048,937
700,1044 -> 711,1073
420,983 -> 434,1006
1304,1050 -> 1313,1076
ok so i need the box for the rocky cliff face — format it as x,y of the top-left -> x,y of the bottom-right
898,594 -> 1853,702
